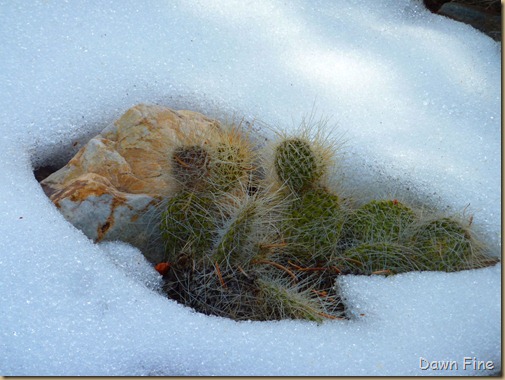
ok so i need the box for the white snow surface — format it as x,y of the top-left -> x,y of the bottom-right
0,0 -> 501,376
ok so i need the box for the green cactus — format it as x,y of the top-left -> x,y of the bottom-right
154,118 -> 498,323
160,191 -> 216,264
203,125 -> 255,193
346,200 -> 416,243
410,217 -> 474,272
212,197 -> 259,265
211,187 -> 289,266
337,242 -> 425,275
274,138 -> 326,193
283,188 -> 343,262
208,143 -> 251,192
257,277 -> 327,322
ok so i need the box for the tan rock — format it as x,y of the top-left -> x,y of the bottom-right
41,104 -> 222,262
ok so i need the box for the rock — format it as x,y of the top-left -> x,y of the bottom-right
437,2 -> 501,41
41,104 -> 221,263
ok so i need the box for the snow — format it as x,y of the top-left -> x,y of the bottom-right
0,0 -> 500,376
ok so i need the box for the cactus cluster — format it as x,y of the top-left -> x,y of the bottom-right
154,119 -> 498,323
338,199 -> 495,274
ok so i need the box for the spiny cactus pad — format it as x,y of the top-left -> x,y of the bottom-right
209,143 -> 251,192
346,200 -> 416,243
212,199 -> 259,264
160,191 -> 216,263
283,188 -> 343,262
274,138 -> 325,192
410,218 -> 474,272
256,278 -> 328,322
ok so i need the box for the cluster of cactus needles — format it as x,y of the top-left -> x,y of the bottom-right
153,118 -> 498,323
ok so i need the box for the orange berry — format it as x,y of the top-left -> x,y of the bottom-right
155,262 -> 171,275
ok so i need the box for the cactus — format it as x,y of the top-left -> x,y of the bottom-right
256,277 -> 327,322
207,126 -> 255,193
410,217 -> 475,272
169,122 -> 255,195
283,188 -> 343,262
337,242 -> 426,275
274,138 -> 326,193
171,145 -> 210,192
345,200 -> 416,243
211,186 -> 288,266
154,116 -> 498,323
212,195 -> 259,265
160,191 -> 216,264
270,133 -> 344,263
209,144 -> 248,192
